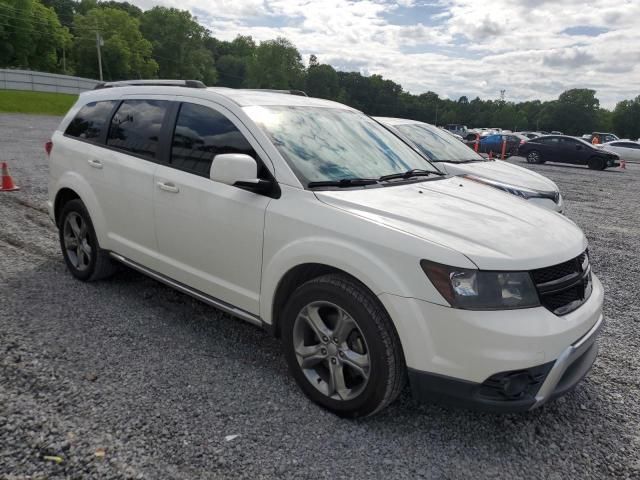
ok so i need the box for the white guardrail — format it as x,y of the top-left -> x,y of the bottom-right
0,69 -> 100,95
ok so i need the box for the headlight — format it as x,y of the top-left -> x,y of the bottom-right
420,260 -> 540,310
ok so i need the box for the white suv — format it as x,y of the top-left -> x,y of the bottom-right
48,80 -> 603,417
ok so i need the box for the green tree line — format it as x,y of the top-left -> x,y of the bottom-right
0,0 -> 638,138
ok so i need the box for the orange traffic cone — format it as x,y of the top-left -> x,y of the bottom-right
1,162 -> 19,191
620,158 -> 626,170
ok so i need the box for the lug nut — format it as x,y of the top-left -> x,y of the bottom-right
322,336 -> 329,343
321,348 -> 327,355
331,358 -> 337,365
339,351 -> 345,358
333,337 -> 338,343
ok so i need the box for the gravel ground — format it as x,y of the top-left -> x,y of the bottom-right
1,113 -> 639,479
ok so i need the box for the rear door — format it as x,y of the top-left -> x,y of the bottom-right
152,100 -> 273,315
559,137 -> 585,164
99,97 -> 171,266
61,100 -> 119,237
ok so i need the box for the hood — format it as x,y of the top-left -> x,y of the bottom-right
315,177 -> 586,270
438,160 -> 558,192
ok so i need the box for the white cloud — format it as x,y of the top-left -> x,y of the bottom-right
129,0 -> 640,108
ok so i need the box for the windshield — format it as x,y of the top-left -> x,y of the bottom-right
393,122 -> 485,163
244,106 -> 440,186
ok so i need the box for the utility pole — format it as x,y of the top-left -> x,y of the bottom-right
62,46 -> 66,74
95,31 -> 104,81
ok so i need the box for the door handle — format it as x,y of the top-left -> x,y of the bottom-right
157,181 -> 179,193
88,159 -> 103,169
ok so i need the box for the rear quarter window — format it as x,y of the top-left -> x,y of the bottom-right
65,100 -> 118,142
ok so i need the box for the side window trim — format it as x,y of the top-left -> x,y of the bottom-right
99,100 -> 122,146
157,101 -> 180,165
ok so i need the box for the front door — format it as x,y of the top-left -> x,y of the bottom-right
152,100 -> 273,315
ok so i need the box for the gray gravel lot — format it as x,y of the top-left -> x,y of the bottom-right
1,113 -> 639,479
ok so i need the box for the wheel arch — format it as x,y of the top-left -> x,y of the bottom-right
269,263 -> 368,338
52,172 -> 109,246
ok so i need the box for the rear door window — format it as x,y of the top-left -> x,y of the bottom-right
65,100 -> 118,142
106,100 -> 170,160
170,102 -> 257,177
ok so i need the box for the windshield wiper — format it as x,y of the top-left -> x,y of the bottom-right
307,177 -> 379,188
378,169 -> 437,182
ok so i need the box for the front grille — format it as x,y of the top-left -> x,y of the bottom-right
532,251 -> 591,315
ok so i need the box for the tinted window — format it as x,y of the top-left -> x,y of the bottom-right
171,103 -> 256,176
107,100 -> 169,160
65,101 -> 117,141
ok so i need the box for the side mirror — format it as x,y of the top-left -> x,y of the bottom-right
209,153 -> 277,196
210,153 -> 257,185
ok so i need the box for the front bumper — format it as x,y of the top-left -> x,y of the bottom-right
407,313 -> 602,412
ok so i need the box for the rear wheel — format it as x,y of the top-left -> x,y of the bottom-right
281,274 -> 405,418
59,199 -> 116,281
526,150 -> 543,164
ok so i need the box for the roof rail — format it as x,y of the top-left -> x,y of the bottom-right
94,79 -> 206,90
242,89 -> 308,97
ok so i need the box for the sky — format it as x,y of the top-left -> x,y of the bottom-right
129,0 -> 640,109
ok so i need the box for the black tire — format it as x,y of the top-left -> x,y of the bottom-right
587,157 -> 605,170
281,274 -> 405,418
58,199 -> 116,281
526,150 -> 543,164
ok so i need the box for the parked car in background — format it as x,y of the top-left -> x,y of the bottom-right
48,82 -> 604,417
589,132 -> 619,144
517,131 -> 542,139
474,133 -> 528,156
597,140 -> 640,162
376,117 -> 563,212
518,135 -> 620,170
443,124 -> 468,137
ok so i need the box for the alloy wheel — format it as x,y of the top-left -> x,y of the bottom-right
63,212 -> 92,271
292,301 -> 370,401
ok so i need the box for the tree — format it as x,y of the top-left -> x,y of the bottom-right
245,37 -> 304,89
553,89 -> 600,135
73,7 -> 157,80
99,1 -> 142,18
140,6 -> 216,85
0,0 -> 70,72
41,0 -> 76,26
305,63 -> 339,100
612,97 -> 640,139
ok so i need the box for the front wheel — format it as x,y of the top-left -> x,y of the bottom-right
587,157 -> 605,170
281,274 -> 405,418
